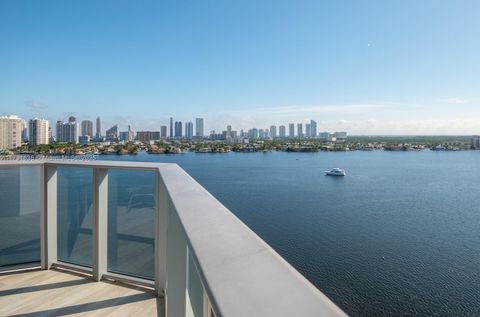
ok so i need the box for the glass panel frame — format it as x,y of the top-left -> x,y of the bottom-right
107,169 -> 155,279
56,166 -> 93,267
0,166 -> 41,267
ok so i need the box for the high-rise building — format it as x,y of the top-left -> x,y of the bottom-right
297,123 -> 303,138
279,125 -> 286,138
170,117 -> 174,138
137,131 -> 161,142
160,125 -> 167,138
195,118 -> 204,137
249,128 -> 259,139
174,121 -> 182,138
21,121 -> 28,142
106,125 -> 119,141
472,136 -> 480,149
310,120 -> 317,138
289,123 -> 295,138
68,116 -> 76,123
0,115 -> 22,149
119,125 -> 134,142
270,125 -> 277,138
185,122 -> 194,139
81,120 -> 93,137
226,125 -> 232,139
56,119 -> 78,143
305,124 -> 311,137
96,116 -> 101,138
28,118 -> 49,146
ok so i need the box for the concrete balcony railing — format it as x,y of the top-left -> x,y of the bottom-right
0,159 -> 346,317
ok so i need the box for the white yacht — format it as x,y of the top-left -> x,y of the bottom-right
325,168 -> 346,176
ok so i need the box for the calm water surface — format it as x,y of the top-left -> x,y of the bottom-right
99,151 -> 480,316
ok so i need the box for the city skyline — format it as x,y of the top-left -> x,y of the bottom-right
1,1 -> 479,134
0,113 -> 479,143
4,101 -> 480,136
1,112 -> 352,147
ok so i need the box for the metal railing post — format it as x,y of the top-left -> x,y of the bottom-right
92,168 -> 108,281
40,164 -> 57,270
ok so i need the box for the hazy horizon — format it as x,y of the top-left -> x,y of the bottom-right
1,1 -> 479,134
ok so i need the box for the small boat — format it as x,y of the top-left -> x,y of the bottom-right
325,168 -> 346,176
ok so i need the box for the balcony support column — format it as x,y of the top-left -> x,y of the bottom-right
165,209 -> 187,317
155,171 -> 169,297
92,168 -> 108,281
40,164 -> 57,270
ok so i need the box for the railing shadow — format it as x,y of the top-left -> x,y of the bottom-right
8,292 -> 159,317
1,269 -> 163,317
0,266 -> 40,276
0,278 -> 91,296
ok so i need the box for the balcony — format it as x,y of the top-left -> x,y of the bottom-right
0,159 -> 346,317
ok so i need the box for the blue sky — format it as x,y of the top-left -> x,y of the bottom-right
1,0 -> 479,134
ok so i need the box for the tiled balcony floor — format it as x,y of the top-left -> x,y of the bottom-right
0,268 -> 162,317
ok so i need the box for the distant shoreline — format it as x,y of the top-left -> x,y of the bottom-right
2,148 -> 479,161
2,135 -> 478,156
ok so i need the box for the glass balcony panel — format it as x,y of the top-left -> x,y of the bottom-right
187,249 -> 204,317
0,166 -> 41,267
107,169 -> 155,279
57,167 -> 93,267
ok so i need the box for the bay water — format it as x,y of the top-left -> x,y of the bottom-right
98,150 -> 480,316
